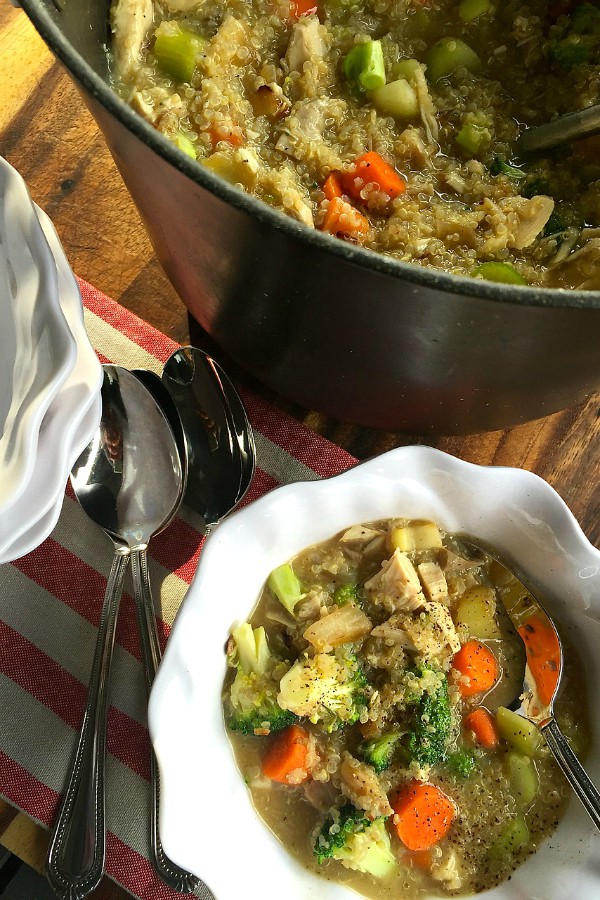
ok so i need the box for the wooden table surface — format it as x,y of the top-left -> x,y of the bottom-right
1,5 -> 599,898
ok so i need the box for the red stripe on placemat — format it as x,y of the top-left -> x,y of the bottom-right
13,538 -> 144,662
0,621 -> 151,781
0,753 -> 185,900
0,750 -> 58,826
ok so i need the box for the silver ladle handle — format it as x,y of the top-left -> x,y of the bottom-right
131,549 -> 200,894
542,718 -> 600,830
47,549 -> 129,900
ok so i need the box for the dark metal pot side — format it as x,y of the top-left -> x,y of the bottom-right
21,0 -> 600,434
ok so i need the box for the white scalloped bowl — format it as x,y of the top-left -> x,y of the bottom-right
0,156 -> 77,513
149,446 -> 600,900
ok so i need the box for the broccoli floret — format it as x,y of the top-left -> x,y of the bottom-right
359,730 -> 403,773
333,583 -> 363,607
446,749 -> 477,778
226,623 -> 296,735
406,673 -> 452,767
314,805 -> 397,877
551,38 -> 591,65
278,652 -> 368,732
570,3 -> 600,35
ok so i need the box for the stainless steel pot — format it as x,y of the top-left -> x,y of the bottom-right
21,0 -> 600,433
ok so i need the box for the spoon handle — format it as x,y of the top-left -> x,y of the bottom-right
542,718 -> 600,830
131,549 -> 200,893
47,549 -> 129,900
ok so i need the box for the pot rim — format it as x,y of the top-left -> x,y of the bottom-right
22,0 -> 600,311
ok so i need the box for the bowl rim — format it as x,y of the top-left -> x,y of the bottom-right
21,0 -> 600,311
148,445 -> 600,900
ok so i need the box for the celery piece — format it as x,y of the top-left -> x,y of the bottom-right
489,815 -> 530,859
506,752 -> 538,806
343,40 -> 386,93
496,707 -> 541,757
459,0 -> 491,21
471,262 -> 526,285
173,131 -> 197,159
268,563 -> 304,615
154,28 -> 205,83
425,37 -> 482,81
456,123 -> 486,156
370,78 -> 419,119
391,58 -> 421,82
232,623 -> 271,675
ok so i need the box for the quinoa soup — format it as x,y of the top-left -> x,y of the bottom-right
221,518 -> 588,898
110,0 -> 600,289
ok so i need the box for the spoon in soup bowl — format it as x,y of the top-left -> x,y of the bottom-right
459,536 -> 600,831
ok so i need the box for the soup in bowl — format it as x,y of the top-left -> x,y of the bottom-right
148,446 -> 600,900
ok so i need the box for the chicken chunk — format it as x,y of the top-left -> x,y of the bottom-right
503,195 -> 555,250
110,0 -> 153,78
364,549 -> 426,613
340,524 -> 384,546
339,752 -> 393,818
418,561 -> 448,604
546,237 -> 600,290
286,16 -> 325,71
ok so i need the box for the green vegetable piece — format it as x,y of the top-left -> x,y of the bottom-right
571,2 -> 600,33
343,40 -> 386,92
370,78 -> 419,119
496,707 -> 542,756
446,749 -> 477,778
268,563 -> 304,615
456,123 -> 486,156
333,583 -> 362,606
489,815 -> 530,859
471,262 -> 527,285
407,672 -> 453,767
458,0 -> 491,22
154,28 -> 205,83
543,211 -> 567,237
359,730 -> 403,773
173,132 -> 197,159
551,38 -> 590,66
232,623 -> 271,675
425,37 -> 482,82
314,806 -> 397,876
391,58 -> 420,82
490,157 -> 525,179
506,751 -> 538,806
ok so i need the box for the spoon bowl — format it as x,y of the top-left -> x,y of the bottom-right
459,535 -> 600,833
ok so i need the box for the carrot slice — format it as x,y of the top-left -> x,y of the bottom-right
208,125 -> 244,148
517,615 -> 561,708
393,782 -> 455,852
341,151 -> 406,201
453,640 -> 499,698
290,0 -> 318,16
323,173 -> 343,201
464,707 -> 499,749
262,724 -> 310,784
321,196 -> 370,238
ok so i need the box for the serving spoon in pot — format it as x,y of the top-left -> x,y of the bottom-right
47,366 -> 186,899
515,103 -> 600,155
459,536 -> 600,831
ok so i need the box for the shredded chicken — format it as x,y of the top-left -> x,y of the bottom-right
286,16 -> 326,71
413,63 -> 439,144
431,848 -> 465,891
364,549 -> 426,613
110,0 -> 153,77
339,752 -> 393,818
502,195 -> 555,250
417,561 -> 448,604
340,525 -> 384,546
371,602 -> 460,662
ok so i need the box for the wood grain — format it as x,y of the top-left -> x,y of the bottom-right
0,6 -> 598,896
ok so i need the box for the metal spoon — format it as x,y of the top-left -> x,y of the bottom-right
459,536 -> 600,831
161,346 -> 255,529
129,369 -> 199,893
515,104 -> 600,155
47,366 -> 183,900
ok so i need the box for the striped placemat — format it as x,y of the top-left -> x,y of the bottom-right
0,279 -> 356,900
